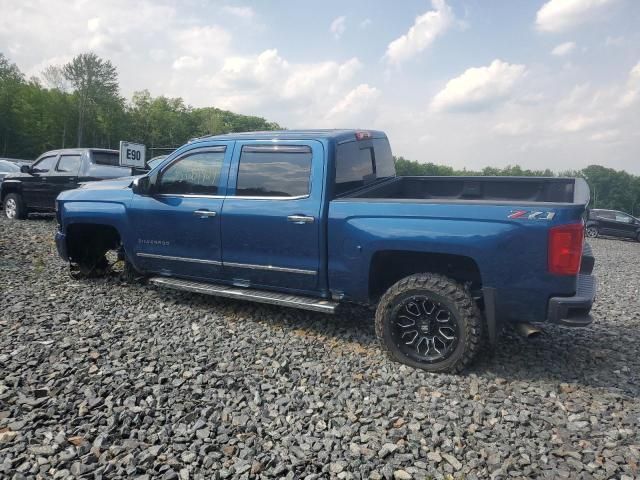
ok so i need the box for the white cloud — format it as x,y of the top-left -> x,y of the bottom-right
590,129 -> 619,141
551,41 -> 576,56
330,16 -> 346,39
172,56 -> 203,70
384,0 -> 453,65
619,61 -> 640,108
195,49 -> 368,125
87,17 -> 101,33
535,0 -> 618,33
327,84 -> 380,120
174,26 -> 231,59
221,6 -> 255,19
493,121 -> 533,136
605,35 -> 624,47
360,18 -> 372,29
431,60 -> 527,112
556,114 -> 606,132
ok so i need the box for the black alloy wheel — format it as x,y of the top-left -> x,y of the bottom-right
391,295 -> 460,364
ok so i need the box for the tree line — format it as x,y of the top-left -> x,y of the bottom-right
1,52 -> 638,215
395,158 -> 640,215
0,52 -> 280,160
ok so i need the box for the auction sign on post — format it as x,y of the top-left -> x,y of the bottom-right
119,141 -> 146,168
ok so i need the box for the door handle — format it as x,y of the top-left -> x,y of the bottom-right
287,215 -> 314,224
193,210 -> 217,218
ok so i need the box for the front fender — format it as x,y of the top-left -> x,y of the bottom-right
0,179 -> 23,201
60,201 -> 133,258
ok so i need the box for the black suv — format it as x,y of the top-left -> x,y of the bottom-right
586,209 -> 640,241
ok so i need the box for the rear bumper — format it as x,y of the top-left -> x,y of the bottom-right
547,273 -> 596,327
55,230 -> 69,262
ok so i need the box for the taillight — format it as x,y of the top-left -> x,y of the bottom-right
355,131 -> 371,141
548,222 -> 584,275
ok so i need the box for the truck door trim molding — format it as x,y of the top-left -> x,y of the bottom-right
136,253 -> 316,275
230,194 -> 310,201
156,194 -> 225,199
136,252 -> 222,266
224,261 -> 317,275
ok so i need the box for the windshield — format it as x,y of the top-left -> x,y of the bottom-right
147,156 -> 167,169
0,161 -> 20,172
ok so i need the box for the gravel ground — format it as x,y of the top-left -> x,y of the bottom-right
1,216 -> 639,480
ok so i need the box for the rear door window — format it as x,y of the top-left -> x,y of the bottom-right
235,146 -> 312,197
56,154 -> 82,174
615,213 -> 632,223
335,137 -> 395,196
32,156 -> 57,173
92,152 -> 120,166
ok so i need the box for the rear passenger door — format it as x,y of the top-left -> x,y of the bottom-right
595,211 -> 617,235
613,212 -> 637,238
220,141 -> 323,294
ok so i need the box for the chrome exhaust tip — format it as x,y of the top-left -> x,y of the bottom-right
515,322 -> 542,338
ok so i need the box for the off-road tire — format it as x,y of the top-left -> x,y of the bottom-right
375,273 -> 483,374
3,193 -> 27,220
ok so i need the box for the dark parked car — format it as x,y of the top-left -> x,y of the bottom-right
1,148 -> 137,220
586,209 -> 640,241
0,160 -> 21,182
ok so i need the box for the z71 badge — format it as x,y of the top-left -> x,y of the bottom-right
508,210 -> 556,220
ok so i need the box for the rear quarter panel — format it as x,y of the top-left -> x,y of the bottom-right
328,200 -> 586,323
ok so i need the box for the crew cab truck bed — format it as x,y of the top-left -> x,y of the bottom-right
54,129 -> 596,373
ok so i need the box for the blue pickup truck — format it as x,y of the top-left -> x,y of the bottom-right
54,130 -> 596,373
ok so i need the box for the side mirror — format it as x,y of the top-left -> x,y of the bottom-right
20,165 -> 31,173
132,176 -> 151,195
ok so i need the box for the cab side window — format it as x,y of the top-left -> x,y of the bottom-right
157,149 -> 225,195
56,155 -> 82,174
32,156 -> 57,173
235,145 -> 312,197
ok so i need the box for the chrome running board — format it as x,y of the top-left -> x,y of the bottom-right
149,277 -> 338,314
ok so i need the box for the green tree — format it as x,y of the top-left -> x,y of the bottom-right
62,52 -> 120,147
0,53 -> 25,155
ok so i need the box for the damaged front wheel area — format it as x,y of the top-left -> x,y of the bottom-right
68,247 -> 110,279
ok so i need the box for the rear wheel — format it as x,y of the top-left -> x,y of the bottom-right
3,193 -> 27,220
375,273 -> 483,373
585,226 -> 599,238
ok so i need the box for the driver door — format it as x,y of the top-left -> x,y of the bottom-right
22,154 -> 58,208
128,142 -> 233,280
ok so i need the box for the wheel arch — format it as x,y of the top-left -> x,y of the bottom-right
64,222 -> 122,264
1,181 -> 23,202
368,250 -> 482,303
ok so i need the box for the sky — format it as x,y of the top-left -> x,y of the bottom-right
1,0 -> 639,173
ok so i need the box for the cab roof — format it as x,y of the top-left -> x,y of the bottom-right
191,129 -> 387,144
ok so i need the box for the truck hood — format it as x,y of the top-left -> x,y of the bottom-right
78,175 -> 142,190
